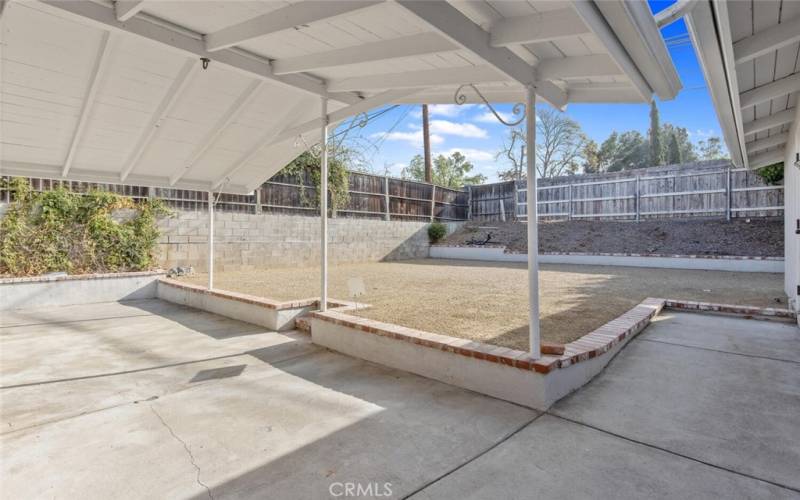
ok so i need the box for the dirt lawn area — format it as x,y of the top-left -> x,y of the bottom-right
182,259 -> 785,350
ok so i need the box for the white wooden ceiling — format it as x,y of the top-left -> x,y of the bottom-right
686,0 -> 799,168
0,0 -> 681,193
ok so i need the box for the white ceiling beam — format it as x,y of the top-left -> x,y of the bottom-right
1,0 -> 12,20
537,54 -> 622,80
35,1 -> 361,105
745,132 -> 789,154
62,32 -> 113,177
654,0 -> 698,28
743,108 -> 796,136
212,102 -> 310,189
272,33 -> 457,75
747,146 -> 785,169
168,80 -> 263,186
114,0 -> 144,22
567,82 -> 641,102
205,1 -> 381,52
739,72 -> 800,109
270,88 -> 419,146
395,0 -> 567,109
570,0 -> 652,102
490,8 -> 589,47
120,58 -> 198,182
734,15 -> 800,65
327,66 -> 504,92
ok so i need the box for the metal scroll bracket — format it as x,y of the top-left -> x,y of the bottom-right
453,83 -> 526,127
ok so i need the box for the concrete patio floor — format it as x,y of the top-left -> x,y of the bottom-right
1,301 -> 798,499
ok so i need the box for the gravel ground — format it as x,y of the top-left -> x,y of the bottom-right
182,259 -> 785,350
442,218 -> 784,256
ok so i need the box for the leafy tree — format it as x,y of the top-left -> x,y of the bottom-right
581,139 -> 602,174
648,100 -> 663,166
661,124 -> 697,164
666,133 -> 682,164
605,131 -> 649,171
698,136 -> 726,160
403,152 -> 486,188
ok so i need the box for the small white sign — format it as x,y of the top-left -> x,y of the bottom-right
347,277 -> 366,299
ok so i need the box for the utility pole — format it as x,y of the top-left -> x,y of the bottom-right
422,104 -> 432,183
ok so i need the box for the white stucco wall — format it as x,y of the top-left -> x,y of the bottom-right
784,101 -> 800,313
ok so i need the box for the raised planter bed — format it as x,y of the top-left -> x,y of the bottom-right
157,278 -> 364,331
310,298 -> 665,410
0,271 -> 165,311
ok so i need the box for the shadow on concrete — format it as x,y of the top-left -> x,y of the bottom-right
124,300 -> 268,340
181,350 -> 536,500
189,364 -> 247,383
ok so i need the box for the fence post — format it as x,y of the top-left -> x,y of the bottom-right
635,175 -> 640,222
726,166 -> 732,221
567,182 -> 573,221
255,188 -> 262,215
430,184 -> 436,222
384,176 -> 391,221
466,185 -> 472,220
513,180 -> 519,220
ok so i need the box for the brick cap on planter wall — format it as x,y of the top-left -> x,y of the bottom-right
664,299 -> 796,320
158,278 -> 369,311
311,297 -> 665,374
0,270 -> 166,285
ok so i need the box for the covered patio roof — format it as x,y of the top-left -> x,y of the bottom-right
1,0 -> 680,194
683,0 -> 799,169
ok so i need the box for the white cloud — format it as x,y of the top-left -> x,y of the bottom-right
436,147 -> 496,162
371,130 -> 445,146
689,128 -> 718,139
429,104 -> 473,117
474,110 -> 516,124
429,119 -> 488,138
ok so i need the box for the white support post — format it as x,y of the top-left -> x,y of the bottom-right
635,175 -> 641,222
526,86 -> 541,360
320,97 -> 329,312
207,191 -> 214,290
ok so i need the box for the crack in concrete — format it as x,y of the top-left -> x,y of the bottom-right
150,405 -> 214,500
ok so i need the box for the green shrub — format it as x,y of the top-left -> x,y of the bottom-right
0,178 -> 169,277
428,222 -> 447,243
756,162 -> 784,185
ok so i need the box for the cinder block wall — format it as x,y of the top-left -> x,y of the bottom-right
157,211 -> 461,271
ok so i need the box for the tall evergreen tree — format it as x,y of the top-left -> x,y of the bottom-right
667,133 -> 682,164
648,100 -> 662,167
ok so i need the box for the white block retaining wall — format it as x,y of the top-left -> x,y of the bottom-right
158,211 -> 462,271
0,271 -> 163,311
429,246 -> 783,273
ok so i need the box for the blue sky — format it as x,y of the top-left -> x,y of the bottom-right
334,0 -> 723,182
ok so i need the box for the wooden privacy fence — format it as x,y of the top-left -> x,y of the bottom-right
469,161 -> 784,222
260,170 -> 468,221
1,161 -> 782,222
1,171 -> 470,222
